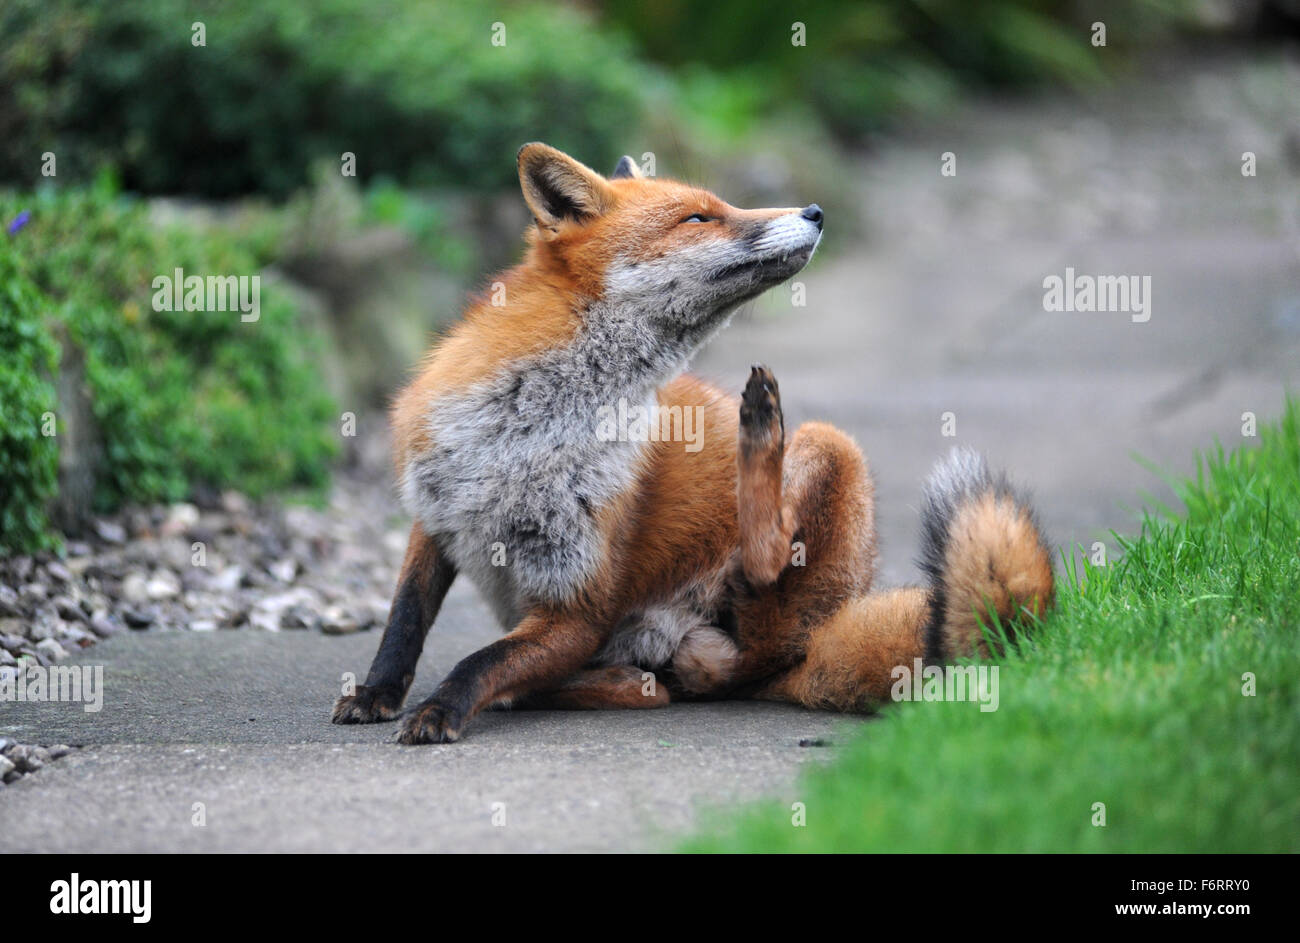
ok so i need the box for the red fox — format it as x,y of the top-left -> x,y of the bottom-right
333,143 -> 1054,743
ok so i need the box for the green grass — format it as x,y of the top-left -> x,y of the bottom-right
682,399 -> 1300,852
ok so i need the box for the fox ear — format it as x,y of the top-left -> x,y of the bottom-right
610,155 -> 642,180
517,143 -> 613,230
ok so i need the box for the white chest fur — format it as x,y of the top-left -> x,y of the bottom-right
399,302 -> 690,627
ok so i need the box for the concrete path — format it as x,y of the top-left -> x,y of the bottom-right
0,588 -> 860,852
3,55 -> 1297,852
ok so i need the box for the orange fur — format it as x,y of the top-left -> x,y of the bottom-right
939,494 -> 1055,658
757,587 -> 929,711
513,665 -> 671,710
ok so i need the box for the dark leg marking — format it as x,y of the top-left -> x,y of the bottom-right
332,524 -> 455,724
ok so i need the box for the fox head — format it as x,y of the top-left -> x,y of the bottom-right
516,143 -> 823,344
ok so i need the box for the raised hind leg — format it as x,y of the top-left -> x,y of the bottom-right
725,365 -> 878,687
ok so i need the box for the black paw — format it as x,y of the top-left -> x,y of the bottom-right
397,699 -> 465,744
740,364 -> 783,444
332,685 -> 404,724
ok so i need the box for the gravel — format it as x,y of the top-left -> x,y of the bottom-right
0,434 -> 408,663
0,741 -> 76,786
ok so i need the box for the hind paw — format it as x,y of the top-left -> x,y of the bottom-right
739,364 -> 783,450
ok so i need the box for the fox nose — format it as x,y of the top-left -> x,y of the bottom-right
801,204 -> 824,230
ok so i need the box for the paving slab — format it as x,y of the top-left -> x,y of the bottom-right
0,587 -> 862,852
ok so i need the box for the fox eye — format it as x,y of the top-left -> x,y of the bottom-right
681,213 -> 712,224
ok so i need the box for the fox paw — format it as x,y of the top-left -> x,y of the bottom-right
332,685 -> 404,724
397,699 -> 465,744
740,364 -> 783,449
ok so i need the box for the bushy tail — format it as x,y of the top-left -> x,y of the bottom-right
918,447 -> 1054,660
758,448 -> 1053,712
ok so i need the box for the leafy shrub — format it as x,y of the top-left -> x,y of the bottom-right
0,184 -> 338,552
0,0 -> 647,198
0,248 -> 61,553
602,0 -> 1202,138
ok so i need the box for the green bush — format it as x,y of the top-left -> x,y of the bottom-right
602,0 -> 1201,138
0,248 -> 61,554
0,185 -> 338,553
0,0 -> 647,198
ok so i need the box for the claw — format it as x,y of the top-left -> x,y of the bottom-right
397,700 -> 464,744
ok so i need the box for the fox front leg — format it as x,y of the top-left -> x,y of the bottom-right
332,524 -> 455,724
397,608 -> 605,744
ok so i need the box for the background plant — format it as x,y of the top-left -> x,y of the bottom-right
0,0 -> 648,197
0,184 -> 338,552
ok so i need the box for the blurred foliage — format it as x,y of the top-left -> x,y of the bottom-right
0,184 -> 339,552
0,0 -> 1213,193
0,0 -> 647,197
361,179 -> 477,275
0,247 -> 61,553
270,162 -> 475,275
601,0 -> 1204,138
